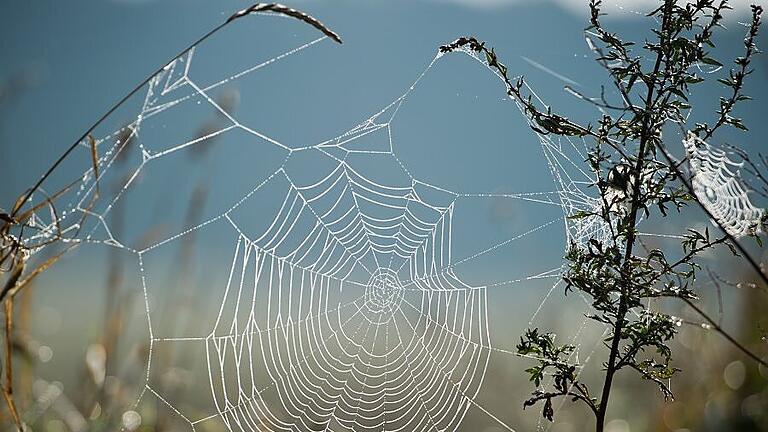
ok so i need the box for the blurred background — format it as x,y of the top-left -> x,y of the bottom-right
1,0 -> 767,431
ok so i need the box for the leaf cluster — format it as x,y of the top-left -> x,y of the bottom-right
516,329 -> 597,420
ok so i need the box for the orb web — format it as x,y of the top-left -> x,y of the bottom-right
684,133 -> 764,238
13,14 -> 619,432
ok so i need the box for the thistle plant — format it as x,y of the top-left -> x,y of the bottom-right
445,1 -> 766,430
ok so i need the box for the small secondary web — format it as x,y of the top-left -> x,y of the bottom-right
684,133 -> 764,238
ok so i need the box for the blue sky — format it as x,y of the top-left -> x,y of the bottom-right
1,0 -> 766,310
2,0 -> 764,194
2,0 -> 766,285
1,2 -> 766,429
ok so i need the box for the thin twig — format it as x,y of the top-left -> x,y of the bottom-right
2,298 -> 22,429
683,297 -> 768,368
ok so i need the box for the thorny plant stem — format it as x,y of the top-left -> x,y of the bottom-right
597,2 -> 673,428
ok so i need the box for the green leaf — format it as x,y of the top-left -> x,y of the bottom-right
700,57 -> 723,67
567,210 -> 593,220
717,78 -> 735,88
669,88 -> 689,101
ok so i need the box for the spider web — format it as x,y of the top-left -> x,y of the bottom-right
16,13 -> 616,432
684,133 -> 764,238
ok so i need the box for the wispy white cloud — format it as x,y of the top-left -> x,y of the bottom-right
438,0 -> 758,17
